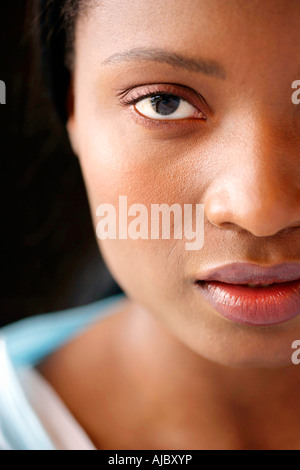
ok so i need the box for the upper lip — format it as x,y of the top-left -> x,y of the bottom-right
196,262 -> 300,284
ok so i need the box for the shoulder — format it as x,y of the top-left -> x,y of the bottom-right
0,295 -> 132,450
1,294 -> 126,368
35,296 -> 136,445
36,295 -> 134,381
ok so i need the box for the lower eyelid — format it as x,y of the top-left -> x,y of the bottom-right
133,100 -> 207,121
130,105 -> 207,130
134,96 -> 195,118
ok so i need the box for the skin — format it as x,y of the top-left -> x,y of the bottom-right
38,0 -> 300,449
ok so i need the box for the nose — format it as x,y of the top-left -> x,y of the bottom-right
204,119 -> 300,237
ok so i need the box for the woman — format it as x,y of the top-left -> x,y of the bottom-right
1,0 -> 300,450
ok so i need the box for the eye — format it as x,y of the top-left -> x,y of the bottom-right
134,93 -> 199,120
117,85 -> 209,123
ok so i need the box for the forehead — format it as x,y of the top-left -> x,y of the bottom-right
77,0 -> 300,52
75,0 -> 300,84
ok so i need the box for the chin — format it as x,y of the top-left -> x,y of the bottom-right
179,318 -> 298,370
212,353 -> 293,370
192,340 -> 296,370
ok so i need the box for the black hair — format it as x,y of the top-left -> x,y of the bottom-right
0,1 -> 121,327
38,0 -> 88,124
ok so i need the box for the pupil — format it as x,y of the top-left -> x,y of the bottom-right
150,95 -> 180,115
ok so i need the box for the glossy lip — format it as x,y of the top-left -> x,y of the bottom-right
194,263 -> 300,326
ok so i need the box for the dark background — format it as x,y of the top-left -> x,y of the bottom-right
0,2 -> 121,327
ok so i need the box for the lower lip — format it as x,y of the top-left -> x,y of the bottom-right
196,279 -> 300,326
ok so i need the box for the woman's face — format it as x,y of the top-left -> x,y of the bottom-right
67,0 -> 300,368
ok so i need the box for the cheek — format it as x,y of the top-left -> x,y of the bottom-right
75,106 -> 206,293
75,117 -> 216,362
76,116 -> 185,296
75,120 -> 298,369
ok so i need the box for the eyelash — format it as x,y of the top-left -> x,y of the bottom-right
117,84 -> 208,122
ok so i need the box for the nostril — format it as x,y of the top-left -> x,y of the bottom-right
210,221 -> 248,234
278,222 -> 300,235
287,221 -> 300,229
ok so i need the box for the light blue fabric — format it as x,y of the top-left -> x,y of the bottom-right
0,294 -> 124,450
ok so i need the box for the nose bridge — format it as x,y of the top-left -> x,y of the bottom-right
239,119 -> 298,201
205,114 -> 300,237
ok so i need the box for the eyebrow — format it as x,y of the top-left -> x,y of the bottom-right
102,47 -> 226,79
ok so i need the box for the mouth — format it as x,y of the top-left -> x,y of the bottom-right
194,263 -> 300,326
